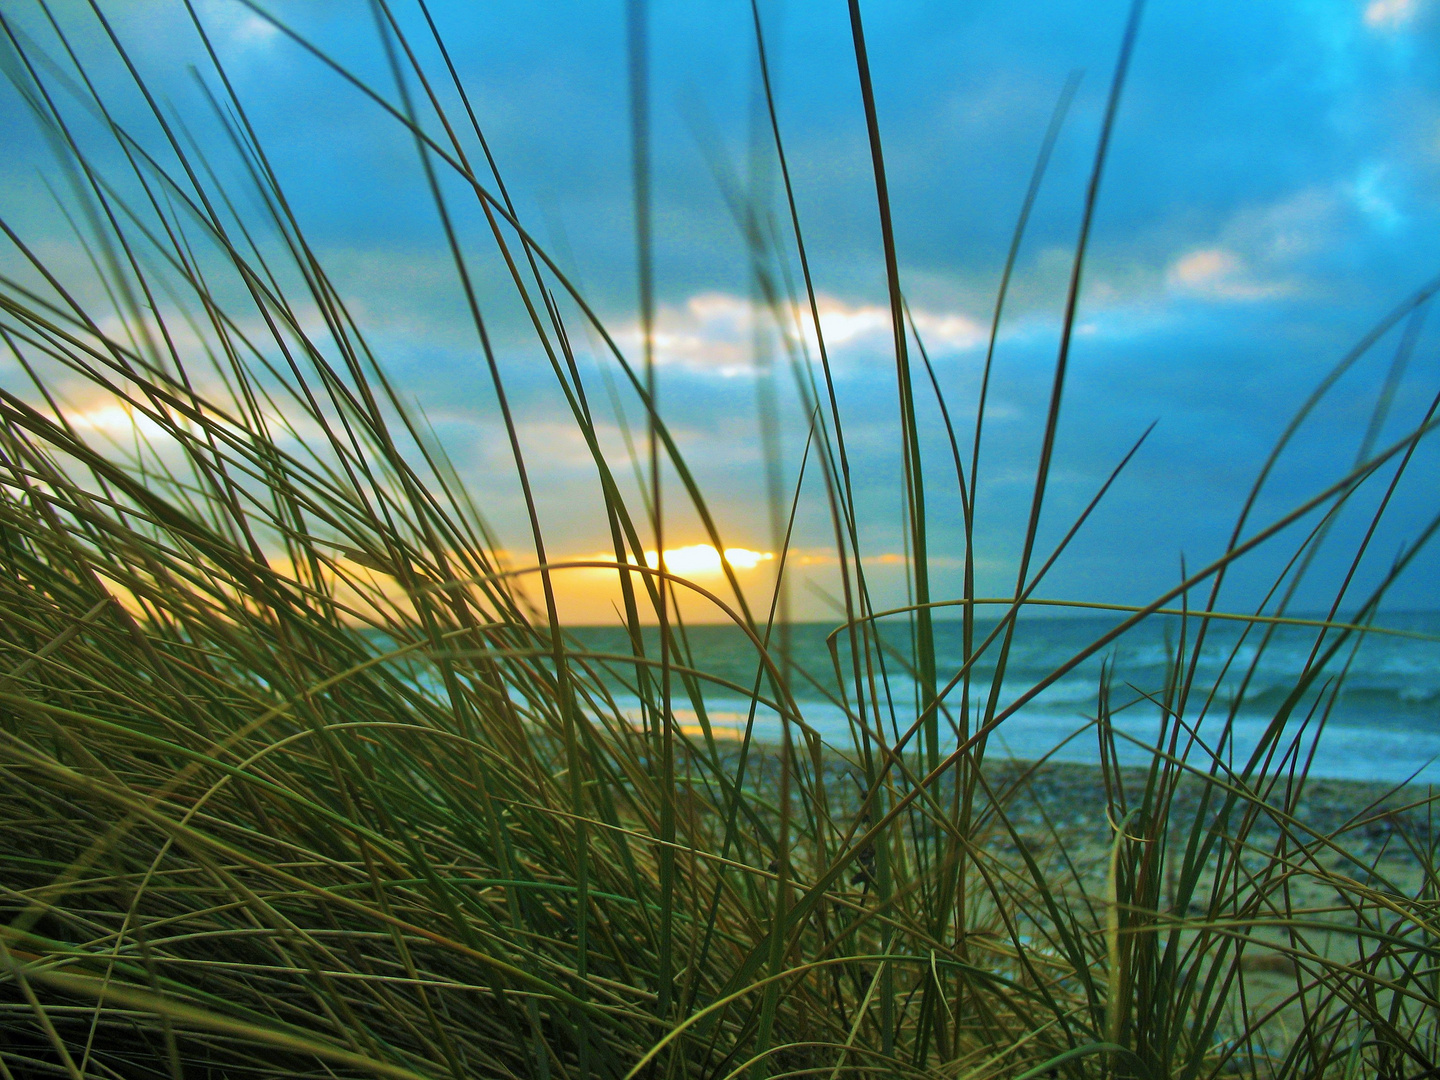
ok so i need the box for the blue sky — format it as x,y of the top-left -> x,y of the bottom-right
3,0 -> 1439,620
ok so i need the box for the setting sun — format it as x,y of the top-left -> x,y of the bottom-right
643,544 -> 773,575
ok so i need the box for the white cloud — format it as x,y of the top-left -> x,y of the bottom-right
615,292 -> 985,377
1350,163 -> 1405,231
803,295 -> 985,356
197,0 -> 280,47
1166,247 -> 1292,302
1162,184 -> 1358,304
1364,0 -> 1421,29
1248,188 -> 1342,262
907,309 -> 989,353
647,293 -> 752,377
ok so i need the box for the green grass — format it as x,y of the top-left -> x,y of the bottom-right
2,1 -> 1439,1077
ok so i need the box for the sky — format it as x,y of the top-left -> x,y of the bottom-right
2,0 -> 1439,623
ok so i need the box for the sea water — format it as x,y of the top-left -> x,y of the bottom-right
565,613 -> 1440,784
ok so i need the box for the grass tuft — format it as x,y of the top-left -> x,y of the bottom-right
1,2 -> 1437,1078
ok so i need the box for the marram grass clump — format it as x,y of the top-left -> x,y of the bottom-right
2,2 -> 1439,1078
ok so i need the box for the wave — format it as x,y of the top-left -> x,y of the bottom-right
600,694 -> 1440,784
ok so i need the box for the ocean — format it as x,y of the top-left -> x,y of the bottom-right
567,612 -> 1440,784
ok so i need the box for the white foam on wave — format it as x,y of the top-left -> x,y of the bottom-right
604,695 -> 1440,784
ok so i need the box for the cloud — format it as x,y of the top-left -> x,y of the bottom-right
1350,163 -> 1405,231
1253,188 -> 1344,262
614,292 -> 986,377
196,0 -> 281,47
1160,183 -> 1363,303
905,309 -> 990,353
645,293 -> 753,377
1166,247 -> 1292,301
1364,0 -> 1421,29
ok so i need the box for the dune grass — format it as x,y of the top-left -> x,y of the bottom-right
1,1 -> 1439,1077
